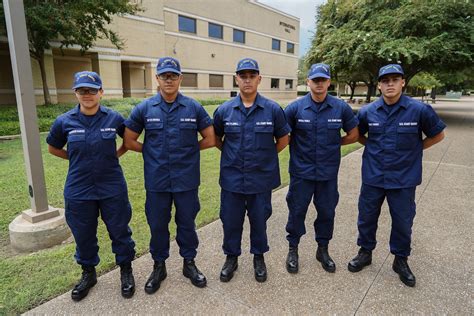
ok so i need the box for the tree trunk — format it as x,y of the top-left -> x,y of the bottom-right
349,81 -> 356,100
37,53 -> 51,105
365,82 -> 375,103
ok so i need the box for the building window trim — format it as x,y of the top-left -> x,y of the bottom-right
287,42 -> 295,54
208,22 -> 223,40
209,74 -> 224,88
272,38 -> 281,51
181,72 -> 198,88
233,29 -> 246,44
178,15 -> 197,34
271,78 -> 280,89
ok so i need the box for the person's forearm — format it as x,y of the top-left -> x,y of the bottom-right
341,134 -> 358,145
48,145 -> 68,160
199,136 -> 216,150
117,144 -> 128,157
215,136 -> 223,151
125,139 -> 143,152
358,135 -> 367,145
423,131 -> 445,150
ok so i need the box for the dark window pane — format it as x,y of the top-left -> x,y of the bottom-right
272,39 -> 281,51
179,15 -> 196,34
209,74 -> 224,88
285,79 -> 293,89
271,78 -> 280,89
287,42 -> 295,54
208,23 -> 223,39
182,73 -> 197,87
233,29 -> 245,43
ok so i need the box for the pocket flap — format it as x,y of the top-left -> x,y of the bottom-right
254,125 -> 273,133
146,122 -> 164,130
68,134 -> 85,142
397,126 -> 418,134
327,122 -> 342,129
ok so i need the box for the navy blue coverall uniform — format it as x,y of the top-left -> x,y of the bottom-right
284,93 -> 358,247
213,93 -> 291,256
47,105 -> 136,267
357,94 -> 446,257
125,92 -> 211,262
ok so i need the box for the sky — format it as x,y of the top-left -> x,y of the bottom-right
258,0 -> 327,58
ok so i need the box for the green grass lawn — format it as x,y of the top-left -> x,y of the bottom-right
0,100 -> 362,314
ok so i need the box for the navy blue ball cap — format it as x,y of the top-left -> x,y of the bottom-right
378,64 -> 404,80
307,63 -> 331,79
72,71 -> 102,90
156,57 -> 181,75
236,58 -> 259,73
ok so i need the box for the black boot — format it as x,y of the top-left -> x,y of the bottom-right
253,254 -> 267,283
183,259 -> 207,288
286,246 -> 299,274
120,262 -> 135,298
316,245 -> 336,273
220,255 -> 238,282
144,261 -> 167,294
392,256 -> 416,287
348,248 -> 372,272
71,265 -> 97,301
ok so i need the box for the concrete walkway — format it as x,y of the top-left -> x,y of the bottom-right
28,100 -> 473,315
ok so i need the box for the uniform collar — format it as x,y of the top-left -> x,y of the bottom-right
71,104 -> 108,115
375,94 -> 409,110
231,93 -> 265,109
151,92 -> 189,107
303,93 -> 334,112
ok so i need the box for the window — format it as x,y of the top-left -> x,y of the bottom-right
208,22 -> 223,39
209,74 -> 224,88
233,75 -> 239,88
233,29 -> 245,43
179,15 -> 196,34
285,79 -> 293,89
181,73 -> 197,87
287,42 -> 295,54
271,78 -> 280,89
272,39 -> 281,51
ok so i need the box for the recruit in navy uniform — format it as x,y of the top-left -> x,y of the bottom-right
347,64 -> 446,287
124,57 -> 215,293
47,71 -> 136,301
213,58 -> 291,283
284,63 -> 359,274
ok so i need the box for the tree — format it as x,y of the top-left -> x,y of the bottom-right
0,1 -> 141,104
408,72 -> 441,101
307,0 -> 474,102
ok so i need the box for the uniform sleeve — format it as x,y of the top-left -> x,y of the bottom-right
124,103 -> 145,134
196,103 -> 212,131
357,107 -> 368,136
213,106 -> 224,137
284,103 -> 297,130
46,117 -> 67,149
342,103 -> 359,132
116,113 -> 126,138
420,104 -> 446,138
274,105 -> 291,138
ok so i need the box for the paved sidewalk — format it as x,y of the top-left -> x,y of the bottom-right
28,100 -> 473,314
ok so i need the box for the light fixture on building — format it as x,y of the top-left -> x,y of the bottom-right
211,53 -> 215,58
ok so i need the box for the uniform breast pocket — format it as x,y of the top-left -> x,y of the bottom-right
368,125 -> 384,140
397,126 -> 419,150
327,122 -> 342,144
145,122 -> 164,143
224,125 -> 241,141
255,125 -> 275,149
179,122 -> 197,147
100,131 -> 117,157
67,134 -> 86,152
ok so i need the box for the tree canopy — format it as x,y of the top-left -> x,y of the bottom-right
307,0 -> 474,101
0,0 -> 141,104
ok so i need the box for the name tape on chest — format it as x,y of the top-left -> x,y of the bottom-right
180,118 -> 196,122
146,118 -> 161,122
368,122 -> 380,126
256,121 -> 273,126
399,122 -> 418,126
100,128 -> 116,132
69,129 -> 85,135
225,122 -> 240,126
328,119 -> 342,123
298,119 -> 311,123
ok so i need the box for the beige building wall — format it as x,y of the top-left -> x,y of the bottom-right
1,0 -> 298,105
